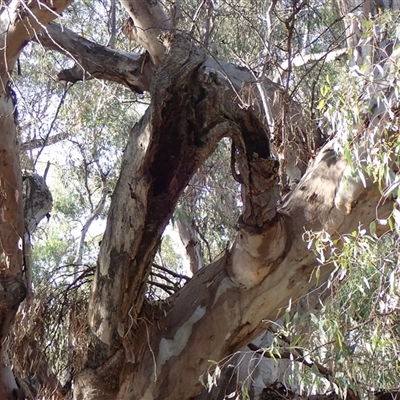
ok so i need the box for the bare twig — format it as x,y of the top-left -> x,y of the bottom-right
152,263 -> 191,281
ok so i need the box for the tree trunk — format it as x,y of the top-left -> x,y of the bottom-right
2,0 -> 399,398
174,214 -> 203,275
0,0 -> 73,397
0,85 -> 27,400
71,32 -> 394,399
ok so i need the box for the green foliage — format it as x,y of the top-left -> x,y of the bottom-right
157,235 -> 184,270
175,138 -> 241,263
278,230 -> 400,397
31,226 -> 72,281
14,2 -> 143,282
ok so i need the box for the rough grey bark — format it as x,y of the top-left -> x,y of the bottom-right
23,173 -> 53,235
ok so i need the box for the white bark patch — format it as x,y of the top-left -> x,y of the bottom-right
97,308 -> 112,346
230,247 -> 265,288
212,277 -> 237,307
230,225 -> 286,288
335,166 -> 365,213
325,165 -> 365,233
142,307 -> 207,400
235,234 -> 263,258
157,306 -> 206,369
0,96 -> 14,120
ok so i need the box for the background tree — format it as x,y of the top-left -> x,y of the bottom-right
0,0 -> 399,399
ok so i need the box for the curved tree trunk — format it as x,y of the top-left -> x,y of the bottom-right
1,0 -> 399,398
73,32 -> 393,399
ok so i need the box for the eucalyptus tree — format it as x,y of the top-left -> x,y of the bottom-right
0,0 -> 399,399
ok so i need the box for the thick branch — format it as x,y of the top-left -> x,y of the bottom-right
37,23 -> 156,93
274,48 -> 348,81
36,13 -> 322,198
120,147 -> 392,400
119,0 -> 171,65
0,0 -> 73,85
20,131 -> 70,151
38,22 -> 261,96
